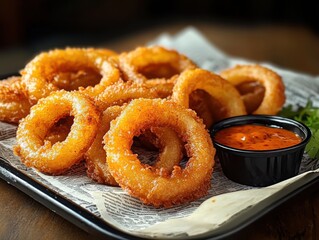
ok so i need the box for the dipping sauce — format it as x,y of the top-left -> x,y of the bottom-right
214,124 -> 302,150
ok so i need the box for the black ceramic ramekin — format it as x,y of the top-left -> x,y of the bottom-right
210,115 -> 312,187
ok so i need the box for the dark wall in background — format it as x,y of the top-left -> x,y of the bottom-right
1,0 -> 318,50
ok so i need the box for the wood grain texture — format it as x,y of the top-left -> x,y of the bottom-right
0,179 -> 95,240
1,21 -> 319,240
233,183 -> 319,239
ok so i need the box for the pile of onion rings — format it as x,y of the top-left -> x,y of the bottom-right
0,45 -> 285,207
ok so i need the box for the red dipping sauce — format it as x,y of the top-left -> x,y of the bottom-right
214,124 -> 302,151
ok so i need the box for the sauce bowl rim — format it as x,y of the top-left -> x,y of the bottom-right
210,114 -> 312,155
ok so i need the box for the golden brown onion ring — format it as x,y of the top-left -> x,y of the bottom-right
0,76 -> 32,123
220,64 -> 285,115
14,90 -> 100,174
85,105 -> 184,186
171,68 -> 247,128
117,46 -> 196,84
21,48 -> 119,102
87,81 -> 158,185
105,98 -> 215,208
87,80 -> 183,185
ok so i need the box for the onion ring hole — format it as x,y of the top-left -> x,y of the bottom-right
44,116 -> 74,145
137,63 -> 181,80
235,81 -> 265,114
132,127 -> 187,175
189,89 -> 228,126
52,68 -> 103,91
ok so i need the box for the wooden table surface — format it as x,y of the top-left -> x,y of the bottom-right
1,21 -> 319,240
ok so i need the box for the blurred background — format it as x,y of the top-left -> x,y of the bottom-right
1,0 -> 319,74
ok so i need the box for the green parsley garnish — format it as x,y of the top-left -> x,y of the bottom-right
280,100 -> 319,159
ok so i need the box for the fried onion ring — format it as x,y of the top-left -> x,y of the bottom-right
0,76 -> 32,123
171,69 -> 246,128
87,81 -> 159,185
85,105 -> 184,186
220,64 -> 285,115
117,46 -> 196,84
14,90 -> 100,174
105,98 -> 215,208
113,46 -> 196,98
21,48 -> 119,102
87,81 -> 183,185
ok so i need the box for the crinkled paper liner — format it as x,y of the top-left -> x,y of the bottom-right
136,170 -> 319,238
